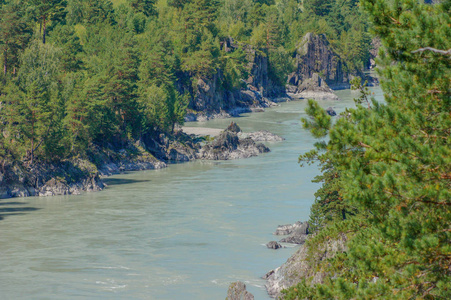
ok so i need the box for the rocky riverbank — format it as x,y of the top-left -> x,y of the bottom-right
184,32 -> 376,124
0,122 -> 283,199
261,220 -> 349,298
264,233 -> 348,299
0,158 -> 104,198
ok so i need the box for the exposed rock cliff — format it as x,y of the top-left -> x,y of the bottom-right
264,234 -> 348,299
0,159 -> 104,199
287,33 -> 361,97
184,39 -> 282,121
141,131 -> 200,163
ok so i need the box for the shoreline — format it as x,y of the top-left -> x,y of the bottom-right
0,118 -> 282,199
0,80 -> 373,200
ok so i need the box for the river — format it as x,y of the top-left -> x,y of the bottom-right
0,87 -> 383,299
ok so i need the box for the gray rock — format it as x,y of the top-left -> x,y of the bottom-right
184,39 -> 284,120
0,159 -> 105,199
273,221 -> 303,236
266,241 -> 283,249
326,107 -> 337,116
38,178 -> 70,197
288,33 -> 362,92
198,128 -> 270,160
226,281 -> 254,300
227,122 -> 242,133
240,131 -> 284,142
279,222 -> 309,244
279,233 -> 308,245
265,234 -> 348,298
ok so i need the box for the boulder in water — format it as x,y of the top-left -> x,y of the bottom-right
226,281 -> 254,300
326,107 -> 337,116
198,125 -> 269,160
266,241 -> 283,249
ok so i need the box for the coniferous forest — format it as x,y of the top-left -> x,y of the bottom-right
0,0 -> 371,164
1,0 -> 450,299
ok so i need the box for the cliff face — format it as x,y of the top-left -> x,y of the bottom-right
186,39 -> 282,119
0,159 -> 104,198
265,234 -> 348,299
187,33 -> 372,116
288,33 -> 358,93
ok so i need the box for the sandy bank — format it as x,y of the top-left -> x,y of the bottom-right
182,127 -> 223,137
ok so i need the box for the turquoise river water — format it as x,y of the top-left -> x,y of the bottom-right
0,87 -> 383,299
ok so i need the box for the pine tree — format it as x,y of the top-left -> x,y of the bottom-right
286,1 -> 451,298
29,0 -> 66,44
0,1 -> 32,76
48,25 -> 83,72
128,0 -> 157,17
15,40 -> 64,163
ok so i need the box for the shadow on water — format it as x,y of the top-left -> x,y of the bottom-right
103,178 -> 151,186
0,202 -> 26,206
0,201 -> 41,221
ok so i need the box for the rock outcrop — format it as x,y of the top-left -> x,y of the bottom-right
239,130 -> 284,142
198,127 -> 270,160
288,33 -> 357,92
0,123 -> 279,198
226,281 -> 254,300
0,159 -> 104,199
265,234 -> 348,298
142,131 -> 200,163
87,141 -> 167,177
279,226 -> 309,245
273,221 -> 309,245
184,39 -> 282,121
287,32 -> 369,100
273,221 -> 304,236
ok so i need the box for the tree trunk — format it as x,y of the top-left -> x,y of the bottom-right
3,49 -> 7,75
31,122 -> 34,165
43,16 -> 46,44
266,27 -> 270,51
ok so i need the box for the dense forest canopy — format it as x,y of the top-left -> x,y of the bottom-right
289,0 -> 450,298
0,0 -> 371,164
0,0 -> 449,297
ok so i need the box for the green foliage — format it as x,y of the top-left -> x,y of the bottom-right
1,40 -> 67,162
28,0 -> 67,44
221,47 -> 248,91
268,46 -> 295,86
0,0 -> 373,165
66,0 -> 115,25
48,25 -> 83,72
127,0 -> 156,17
0,1 -> 32,76
289,1 -> 451,298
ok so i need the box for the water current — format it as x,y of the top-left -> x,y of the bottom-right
0,87 -> 383,299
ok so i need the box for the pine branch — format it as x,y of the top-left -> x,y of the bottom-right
411,47 -> 451,57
